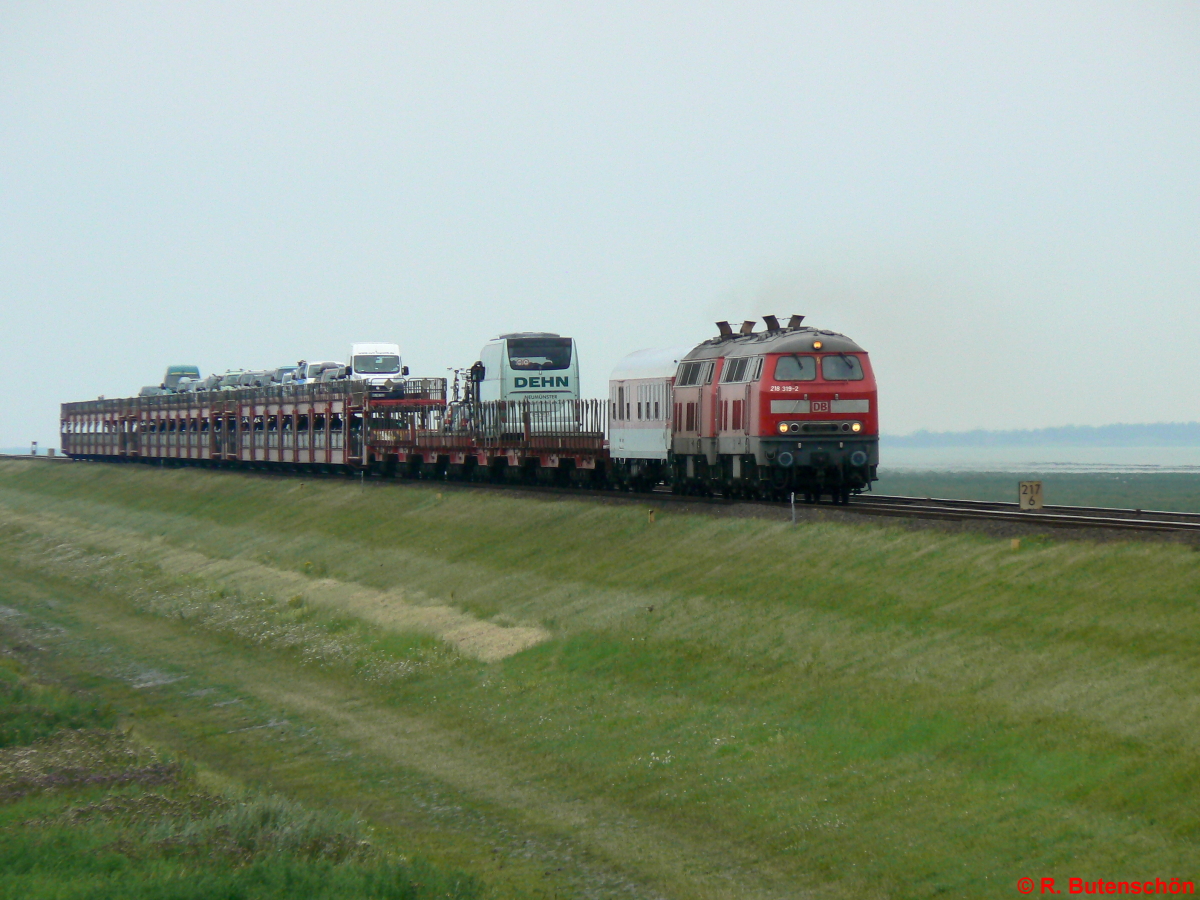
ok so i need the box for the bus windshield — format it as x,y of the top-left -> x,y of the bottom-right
353,355 -> 401,374
508,338 -> 573,371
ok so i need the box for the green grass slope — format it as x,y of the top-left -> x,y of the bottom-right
0,656 -> 480,900
1,459 -> 1198,898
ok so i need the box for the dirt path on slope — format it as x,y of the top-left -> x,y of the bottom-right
2,507 -> 547,662
18,571 -> 829,900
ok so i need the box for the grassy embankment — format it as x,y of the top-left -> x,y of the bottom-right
0,654 -> 480,899
1,459 -> 1200,898
876,469 -> 1200,511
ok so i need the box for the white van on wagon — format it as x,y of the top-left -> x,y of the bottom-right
348,342 -> 407,389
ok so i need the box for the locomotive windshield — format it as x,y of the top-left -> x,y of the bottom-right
821,354 -> 864,381
774,356 -> 817,381
353,355 -> 401,374
507,337 -> 573,371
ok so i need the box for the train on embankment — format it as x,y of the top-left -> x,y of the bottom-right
60,316 -> 879,503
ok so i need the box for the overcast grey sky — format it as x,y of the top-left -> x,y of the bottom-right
2,1 -> 1197,446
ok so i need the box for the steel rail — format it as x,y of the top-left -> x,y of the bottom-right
420,481 -> 1200,535
7,453 -> 1200,535
858,493 -> 1200,523
837,498 -> 1200,533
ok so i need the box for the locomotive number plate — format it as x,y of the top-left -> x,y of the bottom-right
811,400 -> 831,413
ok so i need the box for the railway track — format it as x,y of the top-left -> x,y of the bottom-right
8,453 -> 1200,536
609,485 -> 1200,536
420,478 -> 1200,537
846,493 -> 1200,534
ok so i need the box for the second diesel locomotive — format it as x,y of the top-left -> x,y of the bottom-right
609,316 -> 878,502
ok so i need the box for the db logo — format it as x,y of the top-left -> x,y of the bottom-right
811,400 -> 831,413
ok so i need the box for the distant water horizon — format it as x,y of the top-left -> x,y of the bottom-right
881,422 -> 1200,472
885,422 -> 1200,448
880,445 -> 1200,474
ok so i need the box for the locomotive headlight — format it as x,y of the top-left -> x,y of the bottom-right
777,422 -> 789,434
813,340 -> 823,350
851,422 -> 862,433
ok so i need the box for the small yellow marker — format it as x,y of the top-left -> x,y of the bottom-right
436,492 -> 443,500
648,509 -> 656,524
1011,538 -> 1021,550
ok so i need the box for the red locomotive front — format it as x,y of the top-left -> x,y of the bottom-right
671,316 -> 879,502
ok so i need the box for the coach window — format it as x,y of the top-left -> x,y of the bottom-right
774,356 -> 817,381
821,354 -> 864,381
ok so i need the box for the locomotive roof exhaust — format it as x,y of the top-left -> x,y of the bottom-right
715,314 -> 805,340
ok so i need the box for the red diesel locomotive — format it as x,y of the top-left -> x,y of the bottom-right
608,315 -> 879,502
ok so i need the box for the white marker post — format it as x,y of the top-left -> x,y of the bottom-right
1019,481 -> 1044,511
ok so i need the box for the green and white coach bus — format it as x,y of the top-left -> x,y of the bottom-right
473,332 -> 580,403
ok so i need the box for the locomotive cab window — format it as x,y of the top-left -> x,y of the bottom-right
774,355 -> 817,381
821,354 -> 864,381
